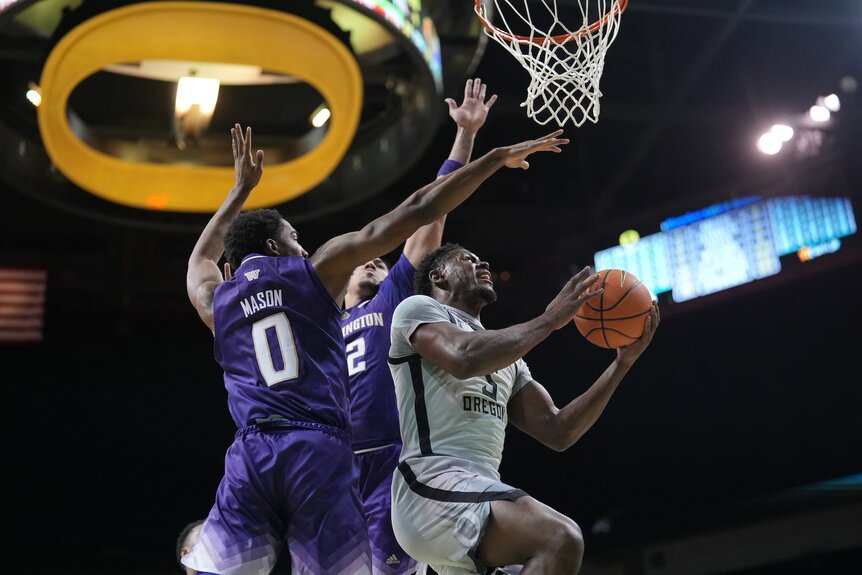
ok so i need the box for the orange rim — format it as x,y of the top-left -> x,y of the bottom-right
474,0 -> 628,46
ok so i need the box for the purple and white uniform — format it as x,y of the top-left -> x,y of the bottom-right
183,254 -> 371,575
342,253 -> 417,575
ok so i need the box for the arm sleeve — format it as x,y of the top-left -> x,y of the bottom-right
510,358 -> 534,398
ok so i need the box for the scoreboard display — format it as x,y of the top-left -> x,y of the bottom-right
593,232 -> 671,297
664,202 -> 780,302
768,196 -> 856,255
593,196 -> 857,303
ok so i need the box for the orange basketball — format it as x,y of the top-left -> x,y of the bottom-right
574,269 -> 652,349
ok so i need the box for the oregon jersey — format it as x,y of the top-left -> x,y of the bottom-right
388,295 -> 532,480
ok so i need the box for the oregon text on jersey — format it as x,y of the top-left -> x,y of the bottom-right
462,393 -> 506,421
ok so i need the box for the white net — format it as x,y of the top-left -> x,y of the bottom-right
475,0 -> 627,127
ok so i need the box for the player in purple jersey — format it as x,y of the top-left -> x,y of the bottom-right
342,78 -> 496,575
183,123 -> 569,575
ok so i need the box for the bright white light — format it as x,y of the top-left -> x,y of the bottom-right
175,76 -> 220,116
26,88 -> 41,107
770,124 -> 793,142
823,93 -> 841,112
808,105 -> 830,123
757,132 -> 782,155
310,106 -> 331,128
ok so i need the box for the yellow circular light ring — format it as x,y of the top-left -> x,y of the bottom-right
38,2 -> 362,212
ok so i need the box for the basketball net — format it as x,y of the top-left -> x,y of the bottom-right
475,0 -> 628,127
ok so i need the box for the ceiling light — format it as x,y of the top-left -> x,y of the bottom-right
822,93 -> 841,112
808,105 -> 830,123
175,76 -> 220,116
36,0 -> 363,212
310,104 -> 331,128
26,88 -> 41,107
26,81 -> 41,107
770,124 -> 793,142
174,76 -> 220,149
757,132 -> 782,155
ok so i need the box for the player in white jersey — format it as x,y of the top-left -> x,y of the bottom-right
388,244 -> 660,575
343,79 -> 497,575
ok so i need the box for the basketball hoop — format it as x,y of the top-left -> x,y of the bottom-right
475,0 -> 628,127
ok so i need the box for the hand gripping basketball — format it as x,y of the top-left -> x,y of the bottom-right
574,269 -> 654,349
544,266 -> 604,331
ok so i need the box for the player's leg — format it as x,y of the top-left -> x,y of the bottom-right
181,434 -> 288,575
392,464 -> 534,573
357,444 -> 417,575
283,429 -> 372,575
477,496 -> 583,575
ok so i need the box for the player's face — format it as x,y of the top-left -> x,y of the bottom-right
444,249 -> 496,304
274,220 -> 308,258
348,258 -> 389,295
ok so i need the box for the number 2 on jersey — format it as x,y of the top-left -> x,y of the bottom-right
252,313 -> 299,386
346,336 -> 366,376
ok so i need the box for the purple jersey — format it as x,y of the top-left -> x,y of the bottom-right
342,254 -> 415,451
213,254 -> 349,431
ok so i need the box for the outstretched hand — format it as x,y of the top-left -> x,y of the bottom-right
446,78 -> 498,133
232,123 -> 264,192
617,302 -> 660,364
500,130 -> 569,170
543,266 -> 603,330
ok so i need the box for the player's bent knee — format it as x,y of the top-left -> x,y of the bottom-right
544,518 -> 584,568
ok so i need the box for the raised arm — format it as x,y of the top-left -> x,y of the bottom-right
409,267 -> 601,378
508,302 -> 660,451
310,131 -> 568,300
186,124 -> 263,332
403,78 -> 497,266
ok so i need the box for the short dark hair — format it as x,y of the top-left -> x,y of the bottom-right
414,243 -> 462,296
176,519 -> 204,565
223,209 -> 284,270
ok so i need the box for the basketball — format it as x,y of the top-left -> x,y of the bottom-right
574,269 -> 652,349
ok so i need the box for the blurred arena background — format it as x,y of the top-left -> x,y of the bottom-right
1,1 -> 861,573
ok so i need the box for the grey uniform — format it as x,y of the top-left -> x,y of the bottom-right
388,295 -> 532,574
